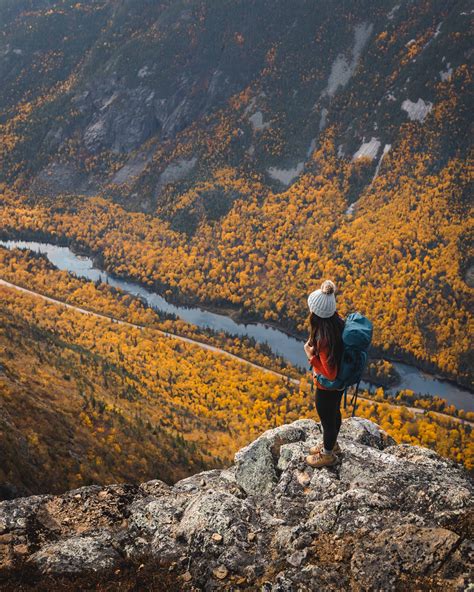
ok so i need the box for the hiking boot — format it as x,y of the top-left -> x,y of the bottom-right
308,442 -> 341,456
305,451 -> 338,469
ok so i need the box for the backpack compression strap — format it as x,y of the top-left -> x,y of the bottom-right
349,380 -> 361,417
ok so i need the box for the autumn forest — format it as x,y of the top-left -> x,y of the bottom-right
0,0 -> 472,495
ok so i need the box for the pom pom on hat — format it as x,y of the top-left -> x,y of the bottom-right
320,279 -> 336,295
307,279 -> 337,318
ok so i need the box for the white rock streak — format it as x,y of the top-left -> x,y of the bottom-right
440,64 -> 453,81
387,4 -> 400,20
319,107 -> 328,131
352,137 -> 381,161
372,144 -> 391,182
249,110 -> 270,131
267,162 -> 305,186
322,22 -> 373,98
401,98 -> 433,122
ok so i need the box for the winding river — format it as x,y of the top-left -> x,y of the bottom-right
1,239 -> 473,412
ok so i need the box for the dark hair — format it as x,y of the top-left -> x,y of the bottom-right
308,311 -> 345,368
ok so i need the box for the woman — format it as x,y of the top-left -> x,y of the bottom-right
303,279 -> 345,468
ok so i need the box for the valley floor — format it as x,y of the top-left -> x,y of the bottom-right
1,278 -> 471,428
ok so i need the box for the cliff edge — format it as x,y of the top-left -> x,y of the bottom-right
0,418 -> 472,591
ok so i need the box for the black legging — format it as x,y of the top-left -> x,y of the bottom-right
315,387 -> 344,451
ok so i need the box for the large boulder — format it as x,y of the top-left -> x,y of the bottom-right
0,418 -> 472,591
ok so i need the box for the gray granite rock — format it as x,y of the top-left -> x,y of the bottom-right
31,162 -> 99,197
0,418 -> 472,590
29,533 -> 121,574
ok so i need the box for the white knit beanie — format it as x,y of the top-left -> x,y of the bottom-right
307,280 -> 337,318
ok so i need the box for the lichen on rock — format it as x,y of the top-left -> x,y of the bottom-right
0,418 -> 472,591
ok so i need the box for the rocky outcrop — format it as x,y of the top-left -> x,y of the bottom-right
154,156 -> 198,198
80,83 -> 159,154
30,163 -> 100,197
0,418 -> 472,590
72,66 -> 239,157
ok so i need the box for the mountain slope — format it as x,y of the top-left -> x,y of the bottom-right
0,0 -> 471,195
0,246 -> 306,497
0,1 -> 472,387
1,245 -> 472,500
0,418 -> 472,590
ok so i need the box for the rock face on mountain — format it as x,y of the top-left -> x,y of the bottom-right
1,0 -> 471,204
0,418 -> 472,590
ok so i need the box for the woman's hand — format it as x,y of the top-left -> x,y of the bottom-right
304,340 -> 315,360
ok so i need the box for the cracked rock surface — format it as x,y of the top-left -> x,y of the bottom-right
0,418 -> 472,590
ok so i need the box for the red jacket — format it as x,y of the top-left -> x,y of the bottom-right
309,339 -> 343,391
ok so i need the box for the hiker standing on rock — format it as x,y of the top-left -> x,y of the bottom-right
304,280 -> 345,468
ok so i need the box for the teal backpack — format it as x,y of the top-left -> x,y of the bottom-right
311,312 -> 373,416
